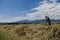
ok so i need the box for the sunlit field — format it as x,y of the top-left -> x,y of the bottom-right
0,23 -> 60,40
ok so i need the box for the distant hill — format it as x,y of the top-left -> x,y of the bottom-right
51,19 -> 60,22
16,19 -> 60,24
0,19 -> 60,24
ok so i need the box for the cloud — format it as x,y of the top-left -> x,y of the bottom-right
50,0 -> 57,3
14,0 -> 60,21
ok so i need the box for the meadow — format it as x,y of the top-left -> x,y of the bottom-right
0,23 -> 60,40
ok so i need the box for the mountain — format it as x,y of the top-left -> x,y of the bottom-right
51,19 -> 60,22
0,19 -> 60,24
16,19 -> 60,24
16,20 -> 45,24
16,20 -> 33,23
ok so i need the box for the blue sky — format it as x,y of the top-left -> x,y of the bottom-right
0,0 -> 42,22
0,0 -> 41,16
0,0 -> 60,22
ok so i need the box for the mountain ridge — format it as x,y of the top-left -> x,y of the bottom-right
0,19 -> 60,24
16,19 -> 60,24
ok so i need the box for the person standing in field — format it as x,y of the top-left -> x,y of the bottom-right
45,16 -> 51,26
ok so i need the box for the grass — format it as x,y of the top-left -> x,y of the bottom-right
0,23 -> 60,40
0,29 -> 19,40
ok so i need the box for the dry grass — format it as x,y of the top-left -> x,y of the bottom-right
0,23 -> 60,40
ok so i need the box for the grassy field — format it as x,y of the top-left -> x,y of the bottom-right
0,23 -> 60,40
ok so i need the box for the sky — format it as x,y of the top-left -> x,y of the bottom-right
0,0 -> 60,22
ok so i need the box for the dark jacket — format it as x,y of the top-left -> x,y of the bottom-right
45,16 -> 51,26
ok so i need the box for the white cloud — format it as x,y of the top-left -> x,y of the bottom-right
14,0 -> 60,21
